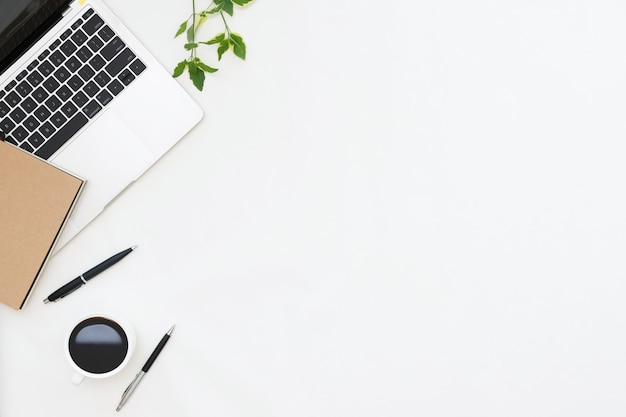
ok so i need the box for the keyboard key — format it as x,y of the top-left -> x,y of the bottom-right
43,77 -> 60,93
89,54 -> 106,71
9,108 -> 26,124
72,91 -> 88,107
21,97 -> 37,113
83,81 -> 99,97
54,67 -> 70,82
34,105 -> 52,122
5,92 -> 21,106
71,29 -> 88,46
49,39 -> 61,51
82,8 -> 94,19
96,90 -> 113,106
83,99 -> 102,118
105,48 -> 135,77
0,118 -> 15,133
65,56 -> 81,72
119,69 -> 135,86
45,96 -> 61,112
68,75 -> 84,91
101,37 -> 125,60
77,46 -> 93,62
4,135 -> 18,145
27,71 -> 44,87
20,141 -> 34,153
0,102 -> 9,118
87,36 -> 104,52
12,126 -> 28,142
98,25 -> 115,42
49,51 -> 65,66
50,111 -> 67,128
27,60 -> 39,71
57,85 -> 72,101
32,87 -> 49,104
83,14 -> 104,36
107,79 -> 123,96
38,121 -> 55,138
94,71 -> 111,87
61,102 -> 78,117
78,65 -> 95,81
38,60 -> 54,76
35,113 -> 88,159
71,18 -> 83,30
60,29 -> 72,40
38,50 -> 50,60
129,59 -> 146,75
60,40 -> 77,56
28,131 -> 45,148
23,116 -> 39,132
15,81 -> 33,97
4,80 -> 16,92
15,70 -> 27,81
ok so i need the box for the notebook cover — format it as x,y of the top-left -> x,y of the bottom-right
0,141 -> 84,309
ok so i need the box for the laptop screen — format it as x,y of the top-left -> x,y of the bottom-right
0,0 -> 70,73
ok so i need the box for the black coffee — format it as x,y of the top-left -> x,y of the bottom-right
68,317 -> 128,374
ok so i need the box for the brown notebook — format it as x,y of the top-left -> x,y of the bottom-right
0,140 -> 84,309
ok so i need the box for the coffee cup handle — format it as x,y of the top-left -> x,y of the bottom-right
71,372 -> 85,385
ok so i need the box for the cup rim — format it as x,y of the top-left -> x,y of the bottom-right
65,313 -> 135,379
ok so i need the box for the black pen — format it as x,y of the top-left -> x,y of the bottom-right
43,246 -> 137,303
116,325 -> 175,411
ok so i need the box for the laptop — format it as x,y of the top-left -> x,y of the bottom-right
0,0 -> 203,249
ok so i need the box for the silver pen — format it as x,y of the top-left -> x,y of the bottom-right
116,325 -> 175,411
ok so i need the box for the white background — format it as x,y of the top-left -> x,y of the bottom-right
3,0 -> 626,415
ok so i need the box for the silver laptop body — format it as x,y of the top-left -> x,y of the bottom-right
0,0 -> 203,249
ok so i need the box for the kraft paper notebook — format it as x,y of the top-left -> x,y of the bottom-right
0,139 -> 84,310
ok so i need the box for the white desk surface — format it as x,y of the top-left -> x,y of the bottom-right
3,0 -> 626,415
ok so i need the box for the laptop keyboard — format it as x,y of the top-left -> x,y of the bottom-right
0,8 -> 146,160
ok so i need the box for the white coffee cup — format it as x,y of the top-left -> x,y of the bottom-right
65,314 -> 135,385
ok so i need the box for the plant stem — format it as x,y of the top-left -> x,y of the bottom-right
191,0 -> 197,59
220,11 -> 231,36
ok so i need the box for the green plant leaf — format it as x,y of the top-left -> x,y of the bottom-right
221,0 -> 234,16
201,3 -> 223,15
188,61 -> 206,91
231,0 -> 254,6
217,38 -> 230,60
194,59 -> 219,73
173,60 -> 187,77
186,24 -> 195,42
175,20 -> 188,38
184,42 -> 198,50
201,33 -> 225,45
196,15 -> 209,30
229,33 -> 246,60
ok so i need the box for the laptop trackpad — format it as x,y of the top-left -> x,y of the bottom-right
52,110 -> 154,230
